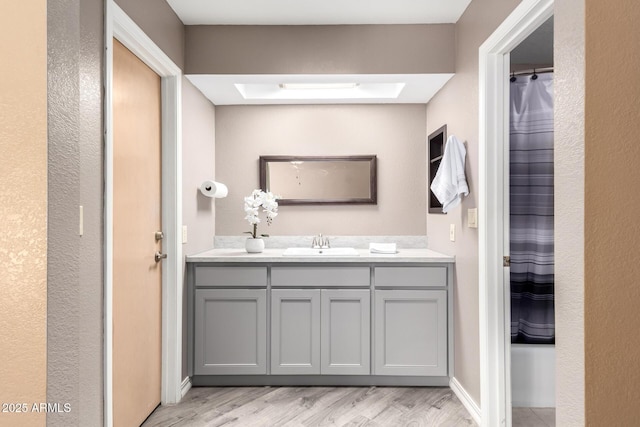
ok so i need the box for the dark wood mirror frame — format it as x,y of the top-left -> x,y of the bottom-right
259,155 -> 377,205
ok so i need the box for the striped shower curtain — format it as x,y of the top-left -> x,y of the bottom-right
509,72 -> 555,344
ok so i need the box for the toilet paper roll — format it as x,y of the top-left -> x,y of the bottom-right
200,180 -> 228,198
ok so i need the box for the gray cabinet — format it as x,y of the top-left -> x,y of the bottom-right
271,289 -> 321,375
271,289 -> 371,375
321,289 -> 370,375
374,290 -> 447,376
189,260 -> 453,385
194,289 -> 267,375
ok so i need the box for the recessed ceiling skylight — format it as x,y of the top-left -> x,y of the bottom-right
185,74 -> 455,105
279,83 -> 360,90
235,82 -> 406,100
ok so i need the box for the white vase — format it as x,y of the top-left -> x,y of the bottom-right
245,237 -> 265,253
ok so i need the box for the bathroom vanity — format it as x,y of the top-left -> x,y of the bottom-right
186,248 -> 454,386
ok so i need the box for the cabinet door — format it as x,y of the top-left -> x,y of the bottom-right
374,290 -> 447,376
194,289 -> 267,375
321,290 -> 370,375
271,289 -> 320,375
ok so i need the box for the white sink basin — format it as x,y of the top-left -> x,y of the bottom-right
282,247 -> 360,257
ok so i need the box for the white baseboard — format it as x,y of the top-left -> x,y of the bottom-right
181,376 -> 192,398
450,377 -> 481,425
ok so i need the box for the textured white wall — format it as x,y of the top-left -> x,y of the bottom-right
554,0 -> 585,424
47,0 -> 105,425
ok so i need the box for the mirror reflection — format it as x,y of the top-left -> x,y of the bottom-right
260,155 -> 377,205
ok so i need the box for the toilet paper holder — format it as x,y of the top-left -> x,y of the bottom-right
199,180 -> 228,198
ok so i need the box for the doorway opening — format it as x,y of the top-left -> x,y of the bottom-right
104,2 -> 184,426
508,15 -> 555,426
478,0 -> 554,426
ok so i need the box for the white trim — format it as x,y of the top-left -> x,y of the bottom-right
478,1 -> 553,427
181,377 -> 193,398
104,2 -> 183,426
450,377 -> 481,426
104,5 -> 114,427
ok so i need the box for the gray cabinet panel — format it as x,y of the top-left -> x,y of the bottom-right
374,290 -> 447,376
271,266 -> 369,287
271,289 -> 321,375
374,266 -> 447,288
195,266 -> 267,287
194,289 -> 267,375
321,290 -> 370,375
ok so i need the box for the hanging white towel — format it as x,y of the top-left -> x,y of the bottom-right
430,135 -> 469,213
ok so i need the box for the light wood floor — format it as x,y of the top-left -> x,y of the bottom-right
142,386 -> 477,426
512,408 -> 555,427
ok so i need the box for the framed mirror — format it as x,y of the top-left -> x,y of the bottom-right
260,155 -> 377,205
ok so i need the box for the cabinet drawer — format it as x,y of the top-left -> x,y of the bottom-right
195,266 -> 267,287
374,266 -> 447,288
271,266 -> 369,287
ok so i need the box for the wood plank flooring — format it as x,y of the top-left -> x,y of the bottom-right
142,386 -> 477,427
512,408 -> 555,427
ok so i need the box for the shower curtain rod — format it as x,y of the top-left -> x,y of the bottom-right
511,66 -> 554,76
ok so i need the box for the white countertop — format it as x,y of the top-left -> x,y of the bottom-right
186,248 -> 454,263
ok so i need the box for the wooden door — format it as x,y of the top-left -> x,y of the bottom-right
112,39 -> 162,426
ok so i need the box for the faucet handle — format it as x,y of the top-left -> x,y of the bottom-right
311,235 -> 320,248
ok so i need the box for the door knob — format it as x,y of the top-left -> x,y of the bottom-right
155,231 -> 164,241
155,251 -> 167,263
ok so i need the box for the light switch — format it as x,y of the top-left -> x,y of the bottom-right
450,224 -> 455,242
182,225 -> 188,244
79,205 -> 84,236
468,208 -> 478,228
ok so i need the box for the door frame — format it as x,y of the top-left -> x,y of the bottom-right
478,0 -> 553,426
104,2 -> 183,426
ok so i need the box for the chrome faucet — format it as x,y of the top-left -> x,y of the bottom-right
311,234 -> 330,249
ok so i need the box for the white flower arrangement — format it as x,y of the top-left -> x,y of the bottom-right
243,189 -> 280,238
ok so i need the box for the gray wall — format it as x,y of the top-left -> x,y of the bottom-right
424,0 -> 520,405
185,24 -> 454,75
181,76 -> 216,379
115,0 -> 185,69
47,0 -> 104,425
214,104 -> 427,237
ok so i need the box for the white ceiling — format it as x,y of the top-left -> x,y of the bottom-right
167,0 -> 472,25
169,0 -> 470,104
511,17 -> 554,66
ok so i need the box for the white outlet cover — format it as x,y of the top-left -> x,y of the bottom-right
468,208 -> 478,228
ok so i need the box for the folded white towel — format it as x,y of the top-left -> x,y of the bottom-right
430,135 -> 469,213
369,243 -> 397,254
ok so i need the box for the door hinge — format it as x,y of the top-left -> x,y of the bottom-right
503,256 -> 510,267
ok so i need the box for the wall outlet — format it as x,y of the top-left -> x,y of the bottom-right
468,208 -> 478,228
450,224 -> 455,242
182,225 -> 188,244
